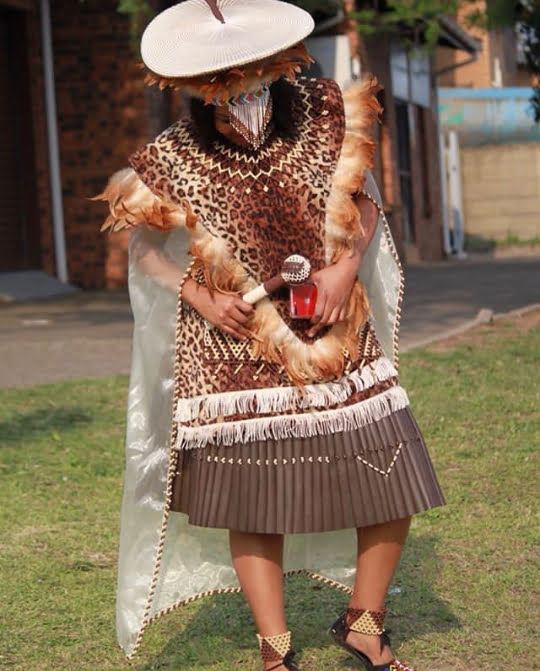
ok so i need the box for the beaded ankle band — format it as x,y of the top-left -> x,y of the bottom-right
257,631 -> 292,662
346,606 -> 387,635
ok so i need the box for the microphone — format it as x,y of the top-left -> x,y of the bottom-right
242,254 -> 311,305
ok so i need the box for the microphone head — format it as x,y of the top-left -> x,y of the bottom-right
281,254 -> 311,285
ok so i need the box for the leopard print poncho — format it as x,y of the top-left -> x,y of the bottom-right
101,77 -> 406,449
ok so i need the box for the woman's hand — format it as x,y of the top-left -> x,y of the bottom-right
307,193 -> 379,337
307,251 -> 360,337
181,279 -> 254,340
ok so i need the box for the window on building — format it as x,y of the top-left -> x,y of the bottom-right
390,42 -> 431,108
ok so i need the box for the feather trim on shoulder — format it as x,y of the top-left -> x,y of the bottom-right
326,76 -> 382,263
93,167 -> 198,233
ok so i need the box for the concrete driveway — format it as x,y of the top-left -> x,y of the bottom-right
401,257 -> 540,348
0,257 -> 538,388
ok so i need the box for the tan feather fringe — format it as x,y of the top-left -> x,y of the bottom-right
326,76 -> 382,263
92,167 -> 198,233
243,77 -> 383,385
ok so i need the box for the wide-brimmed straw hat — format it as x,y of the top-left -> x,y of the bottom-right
141,0 -> 315,78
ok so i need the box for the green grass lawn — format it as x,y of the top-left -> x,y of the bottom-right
1,315 -> 538,671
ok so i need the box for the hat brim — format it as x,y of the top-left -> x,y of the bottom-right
141,0 -> 315,78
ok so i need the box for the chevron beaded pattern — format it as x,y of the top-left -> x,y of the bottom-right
211,81 -> 272,107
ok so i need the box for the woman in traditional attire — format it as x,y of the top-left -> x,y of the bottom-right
97,1 -> 445,669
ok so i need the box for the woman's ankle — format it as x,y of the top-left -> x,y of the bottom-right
257,631 -> 298,670
263,661 -> 284,671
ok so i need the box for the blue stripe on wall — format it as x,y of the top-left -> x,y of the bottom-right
439,87 -> 536,100
438,88 -> 540,145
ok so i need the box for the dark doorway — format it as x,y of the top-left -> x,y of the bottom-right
0,6 -> 39,271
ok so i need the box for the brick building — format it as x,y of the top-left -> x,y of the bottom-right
314,4 -> 480,262
1,0 -> 149,289
435,0 -> 533,88
1,0 -> 478,289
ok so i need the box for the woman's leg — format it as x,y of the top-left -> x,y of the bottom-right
229,531 -> 288,670
347,515 -> 412,664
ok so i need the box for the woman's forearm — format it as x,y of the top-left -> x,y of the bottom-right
181,277 -> 206,310
131,230 -> 185,294
336,192 -> 380,272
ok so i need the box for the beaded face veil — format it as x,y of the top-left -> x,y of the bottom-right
212,82 -> 274,149
140,0 -> 315,149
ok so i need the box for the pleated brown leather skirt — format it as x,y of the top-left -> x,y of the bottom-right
170,406 -> 445,533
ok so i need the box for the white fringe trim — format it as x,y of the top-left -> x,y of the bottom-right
174,385 -> 409,450
174,357 -> 398,423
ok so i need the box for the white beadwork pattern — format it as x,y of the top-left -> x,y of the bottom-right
281,254 -> 311,284
197,442 -> 405,478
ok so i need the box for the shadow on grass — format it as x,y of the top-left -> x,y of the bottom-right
135,534 -> 459,670
0,406 -> 92,445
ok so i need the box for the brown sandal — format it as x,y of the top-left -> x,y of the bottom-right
329,607 -> 416,671
257,631 -> 300,671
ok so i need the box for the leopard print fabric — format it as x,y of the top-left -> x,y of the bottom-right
130,77 -> 345,341
129,77 -> 386,430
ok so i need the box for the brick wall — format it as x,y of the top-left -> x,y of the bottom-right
50,0 -> 151,288
361,35 -> 444,262
436,0 -> 520,89
360,34 -> 406,260
436,1 -> 492,87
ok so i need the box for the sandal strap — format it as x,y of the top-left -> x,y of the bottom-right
267,649 -> 299,671
330,609 -> 415,671
257,630 -> 292,662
